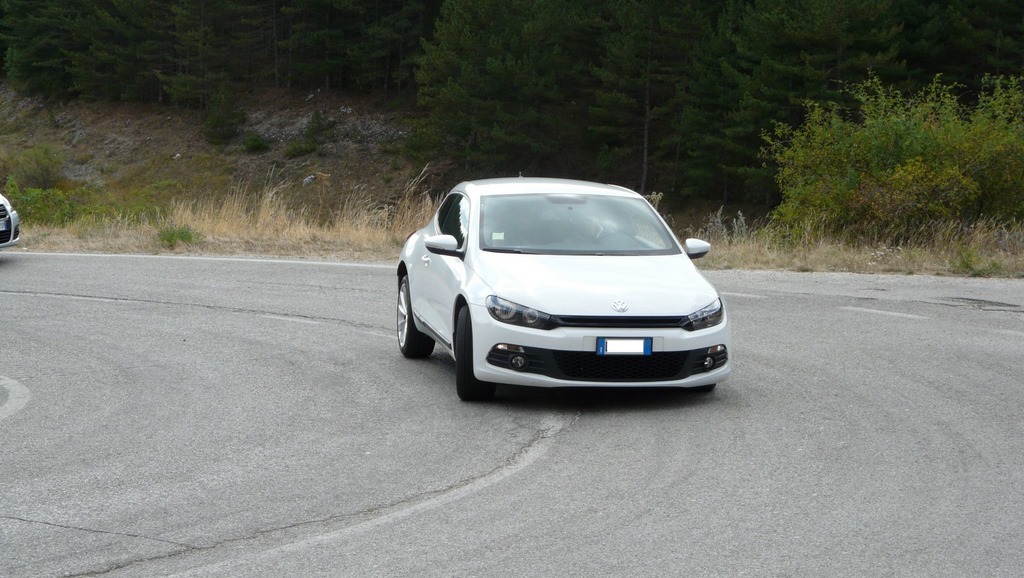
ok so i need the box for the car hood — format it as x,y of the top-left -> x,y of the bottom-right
469,253 -> 719,316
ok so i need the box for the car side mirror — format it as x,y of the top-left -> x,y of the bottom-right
684,238 -> 711,259
425,234 -> 463,257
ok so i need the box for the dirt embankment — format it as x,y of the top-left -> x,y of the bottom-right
0,83 -> 425,207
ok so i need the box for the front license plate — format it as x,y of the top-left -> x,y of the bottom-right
597,337 -> 652,356
0,221 -> 6,231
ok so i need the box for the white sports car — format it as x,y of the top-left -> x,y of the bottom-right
0,192 -> 20,250
397,178 -> 731,401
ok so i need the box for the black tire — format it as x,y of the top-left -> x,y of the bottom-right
455,306 -> 495,401
397,276 -> 434,358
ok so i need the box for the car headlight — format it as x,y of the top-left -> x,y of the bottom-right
486,296 -> 553,330
683,298 -> 724,331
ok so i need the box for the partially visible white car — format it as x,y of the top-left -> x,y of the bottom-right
397,177 -> 731,401
0,192 -> 19,250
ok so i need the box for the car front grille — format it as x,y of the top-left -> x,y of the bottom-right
487,345 -> 727,383
0,213 -> 11,244
551,315 -> 685,329
553,350 -> 688,381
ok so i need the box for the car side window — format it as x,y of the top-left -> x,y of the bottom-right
436,193 -> 469,249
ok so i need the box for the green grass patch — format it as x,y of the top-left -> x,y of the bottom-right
5,173 -> 175,226
951,247 -> 1004,277
157,225 -> 201,248
242,132 -> 270,153
284,139 -> 318,158
6,177 -> 83,224
0,143 -> 64,189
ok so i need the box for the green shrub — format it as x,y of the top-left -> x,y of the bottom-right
3,144 -> 65,189
951,246 -> 1004,277
305,110 -> 332,142
4,177 -> 80,224
242,132 -> 270,153
203,86 -> 246,145
283,111 -> 333,158
284,138 -> 318,158
158,225 -> 201,248
765,75 -> 1024,242
4,177 -> 165,225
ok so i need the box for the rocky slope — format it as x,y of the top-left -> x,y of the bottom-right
0,83 -> 423,207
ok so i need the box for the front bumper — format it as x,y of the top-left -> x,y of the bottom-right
469,303 -> 731,388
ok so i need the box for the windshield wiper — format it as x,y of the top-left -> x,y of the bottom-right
483,247 -> 536,254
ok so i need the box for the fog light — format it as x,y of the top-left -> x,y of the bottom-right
510,354 -> 528,370
703,356 -> 716,370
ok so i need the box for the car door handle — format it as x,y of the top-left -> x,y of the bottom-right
421,255 -> 431,266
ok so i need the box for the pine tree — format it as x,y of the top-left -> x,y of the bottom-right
163,0 -> 259,106
65,0 -> 175,101
889,0 -> 1024,99
0,2 -> 6,74
589,0 -> 718,194
416,0 -> 600,175
957,0 -> 1024,79
277,0 -> 364,90
685,0 -> 904,204
2,0 -> 90,96
219,0 -> 278,87
345,0 -> 435,91
674,0 -> 754,201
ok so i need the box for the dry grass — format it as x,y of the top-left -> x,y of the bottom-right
15,183 -> 1024,277
9,85 -> 1015,276
691,209 -> 1024,277
19,169 -> 439,261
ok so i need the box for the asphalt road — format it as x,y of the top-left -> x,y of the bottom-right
1,251 -> 1022,577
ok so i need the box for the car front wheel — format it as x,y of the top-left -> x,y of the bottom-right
397,276 -> 435,358
455,306 -> 495,401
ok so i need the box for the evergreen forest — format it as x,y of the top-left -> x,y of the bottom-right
2,0 -> 1023,226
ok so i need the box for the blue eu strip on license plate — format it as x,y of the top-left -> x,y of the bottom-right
597,337 -> 652,356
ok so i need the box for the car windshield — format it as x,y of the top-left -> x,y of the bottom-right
479,193 -> 680,255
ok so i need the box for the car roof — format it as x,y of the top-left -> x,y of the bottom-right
453,177 -> 639,200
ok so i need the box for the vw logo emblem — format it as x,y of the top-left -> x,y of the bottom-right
611,300 -> 629,313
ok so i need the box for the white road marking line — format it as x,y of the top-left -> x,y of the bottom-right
170,413 -> 573,577
352,327 -> 395,340
841,306 -> 928,320
262,314 -> 320,325
5,290 -> 394,338
720,291 -> 766,299
32,293 -> 123,304
261,314 -> 393,339
0,376 -> 30,421
12,252 -> 394,269
989,329 -> 1024,338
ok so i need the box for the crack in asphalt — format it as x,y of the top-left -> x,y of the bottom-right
52,411 -> 577,577
0,289 -> 386,333
939,296 -> 1022,312
846,294 -> 1024,316
1,515 -> 196,549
